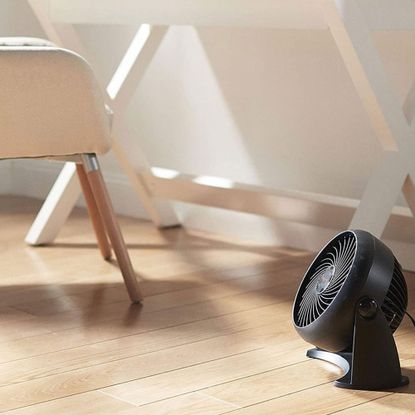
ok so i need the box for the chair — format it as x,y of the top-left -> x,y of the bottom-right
0,37 -> 143,303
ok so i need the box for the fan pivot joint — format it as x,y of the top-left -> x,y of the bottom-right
358,297 -> 378,320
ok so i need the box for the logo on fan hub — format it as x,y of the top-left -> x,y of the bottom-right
315,265 -> 335,294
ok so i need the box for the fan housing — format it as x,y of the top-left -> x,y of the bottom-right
292,229 -> 409,390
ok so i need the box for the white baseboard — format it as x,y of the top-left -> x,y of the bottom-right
5,159 -> 415,271
9,159 -> 151,219
179,203 -> 415,271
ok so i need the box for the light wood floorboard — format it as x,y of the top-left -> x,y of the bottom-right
0,196 -> 413,414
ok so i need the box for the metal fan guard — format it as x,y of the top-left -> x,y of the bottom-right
293,231 -> 408,333
293,231 -> 357,328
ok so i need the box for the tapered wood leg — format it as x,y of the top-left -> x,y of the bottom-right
82,155 -> 143,303
76,164 -> 112,260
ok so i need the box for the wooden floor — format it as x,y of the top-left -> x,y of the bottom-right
0,196 -> 414,414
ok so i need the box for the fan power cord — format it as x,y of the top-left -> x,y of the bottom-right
405,311 -> 415,327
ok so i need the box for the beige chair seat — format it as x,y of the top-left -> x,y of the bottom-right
0,37 -> 111,159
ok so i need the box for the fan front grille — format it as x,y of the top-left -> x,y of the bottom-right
294,232 -> 357,327
382,259 -> 408,333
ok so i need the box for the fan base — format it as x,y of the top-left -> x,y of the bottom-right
307,348 -> 409,391
334,376 -> 409,390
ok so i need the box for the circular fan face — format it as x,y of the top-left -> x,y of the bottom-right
294,231 -> 357,327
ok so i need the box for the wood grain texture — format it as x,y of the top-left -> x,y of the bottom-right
0,196 -> 413,414
86,167 -> 143,302
76,163 -> 112,260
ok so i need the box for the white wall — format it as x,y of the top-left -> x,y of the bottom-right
2,1 -> 415,261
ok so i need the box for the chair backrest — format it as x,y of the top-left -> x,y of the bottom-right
0,42 -> 111,159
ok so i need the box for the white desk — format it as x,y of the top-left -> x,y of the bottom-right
24,0 -> 415,267
50,0 -> 415,30
50,0 -> 327,29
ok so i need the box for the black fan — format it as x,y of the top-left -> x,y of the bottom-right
292,230 -> 409,390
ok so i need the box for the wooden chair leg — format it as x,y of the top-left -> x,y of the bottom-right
82,154 -> 143,303
76,163 -> 112,260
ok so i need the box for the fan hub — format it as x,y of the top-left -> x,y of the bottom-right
315,265 -> 335,294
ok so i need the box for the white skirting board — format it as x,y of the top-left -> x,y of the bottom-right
9,159 -> 149,219
5,158 -> 415,271
180,204 -> 415,272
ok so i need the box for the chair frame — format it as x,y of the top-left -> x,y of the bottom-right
0,37 -> 142,303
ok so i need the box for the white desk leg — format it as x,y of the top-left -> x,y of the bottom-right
25,2 -> 179,243
109,26 -> 180,227
25,162 -> 80,245
350,151 -> 406,236
322,0 -> 415,237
